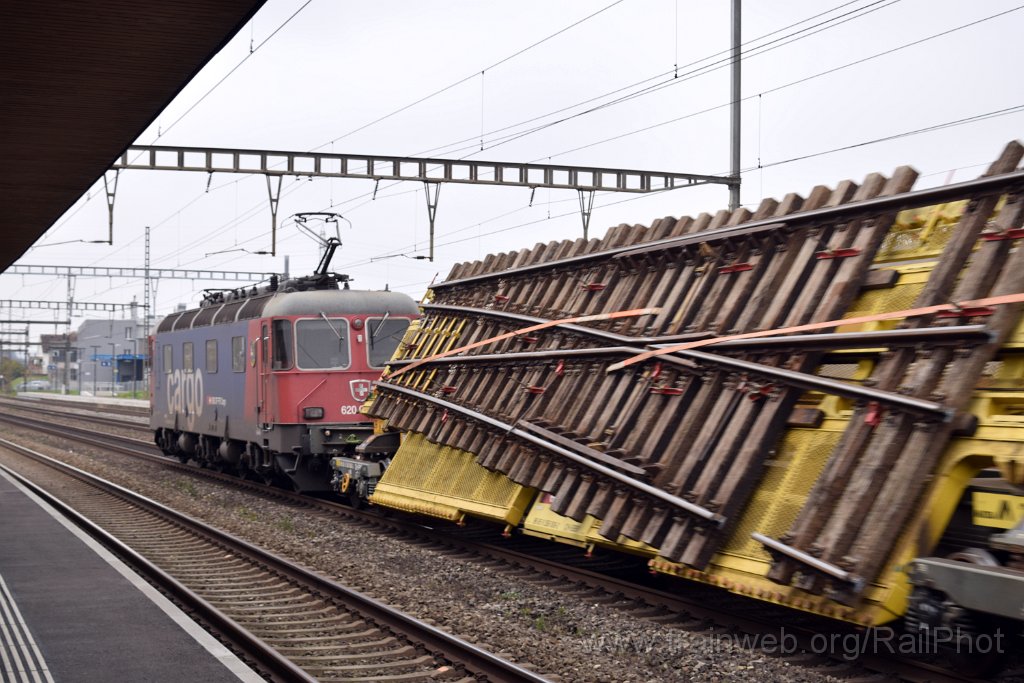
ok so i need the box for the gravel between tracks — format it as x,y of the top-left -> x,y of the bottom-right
0,415 -> 839,683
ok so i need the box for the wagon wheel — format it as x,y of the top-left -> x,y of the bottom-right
943,548 -> 1015,677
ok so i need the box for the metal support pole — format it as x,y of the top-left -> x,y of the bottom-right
266,175 -> 283,257
62,338 -> 71,395
728,0 -> 742,210
110,343 -> 117,397
578,190 -> 595,240
103,170 -> 119,244
64,275 -> 74,394
144,226 -> 151,337
91,345 -> 99,396
423,182 -> 441,262
131,339 -> 137,398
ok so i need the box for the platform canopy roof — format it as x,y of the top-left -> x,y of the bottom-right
0,1 -> 266,272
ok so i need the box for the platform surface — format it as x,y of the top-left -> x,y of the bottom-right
0,468 -> 261,683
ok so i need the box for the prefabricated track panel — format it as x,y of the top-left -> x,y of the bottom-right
369,142 -> 1024,597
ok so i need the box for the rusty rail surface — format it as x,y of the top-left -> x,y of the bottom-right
368,141 -> 1024,598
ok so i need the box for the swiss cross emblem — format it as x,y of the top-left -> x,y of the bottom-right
349,379 -> 372,402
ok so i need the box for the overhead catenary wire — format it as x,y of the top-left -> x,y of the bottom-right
40,0 -> 635,275
338,101 -> 1024,271
48,0 -> 905,270
155,1 -> 314,144
310,0 -> 628,152
297,0 -> 907,220
37,1 -> 314,244
411,0 -> 903,160
757,104 -> 1024,171
529,2 -> 1024,161
151,82 -> 1024,280
330,2 -> 1024,265
18,2 -> 1022,311
294,1 -> 899,242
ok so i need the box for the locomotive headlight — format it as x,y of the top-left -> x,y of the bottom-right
303,407 -> 325,420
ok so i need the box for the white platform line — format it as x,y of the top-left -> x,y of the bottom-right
0,468 -> 263,683
0,574 -> 53,683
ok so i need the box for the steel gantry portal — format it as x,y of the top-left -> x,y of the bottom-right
110,145 -> 738,260
5,265 -> 272,281
5,265 -> 277,337
0,300 -> 137,313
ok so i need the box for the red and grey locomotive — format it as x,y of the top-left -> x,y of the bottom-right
150,241 -> 418,495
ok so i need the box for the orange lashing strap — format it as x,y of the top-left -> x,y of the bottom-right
387,307 -> 660,379
606,292 -> 1024,372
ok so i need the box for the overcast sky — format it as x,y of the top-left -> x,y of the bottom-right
4,0 -> 1023,338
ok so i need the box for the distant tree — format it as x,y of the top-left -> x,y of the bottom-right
0,356 -> 26,384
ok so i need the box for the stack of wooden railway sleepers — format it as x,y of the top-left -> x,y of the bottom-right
369,141 -> 1024,601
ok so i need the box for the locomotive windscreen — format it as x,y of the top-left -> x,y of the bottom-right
367,317 -> 411,367
296,317 -> 351,369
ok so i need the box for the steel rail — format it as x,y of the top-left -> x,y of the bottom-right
664,348 -> 953,419
431,168 -> 1024,290
752,532 -> 864,590
421,304 -> 991,350
694,324 -> 993,350
395,320 -> 990,364
0,437 -> 549,683
389,344 -> 950,417
389,322 -> 981,417
421,303 -> 711,345
0,398 -> 147,431
388,346 -> 650,366
0,448 -> 316,683
375,380 -> 725,527
3,403 -> 983,683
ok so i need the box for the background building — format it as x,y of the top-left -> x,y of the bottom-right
38,319 -> 148,395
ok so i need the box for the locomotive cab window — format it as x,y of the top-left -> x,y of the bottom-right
163,344 -> 172,374
261,324 -> 269,366
183,342 -> 194,371
232,336 -> 245,372
295,317 -> 350,369
271,320 -> 293,370
367,316 -> 411,367
206,339 -> 218,374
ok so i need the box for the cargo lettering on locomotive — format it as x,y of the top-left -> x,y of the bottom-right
166,368 -> 204,417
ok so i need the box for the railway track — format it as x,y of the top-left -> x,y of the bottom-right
0,396 -> 148,431
7,393 -> 149,418
0,433 -> 547,683
0,400 -> 1006,682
